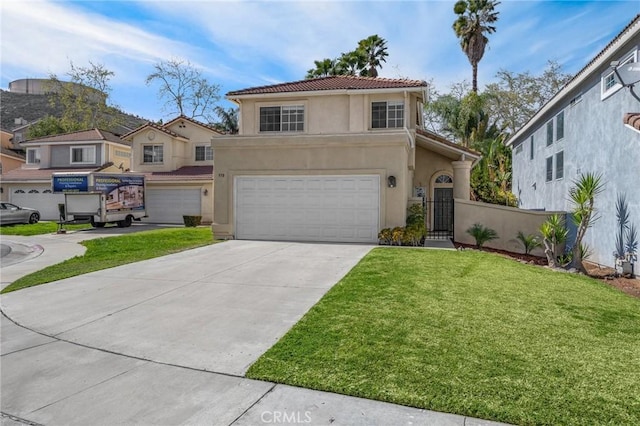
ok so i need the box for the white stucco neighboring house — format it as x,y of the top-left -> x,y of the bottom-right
508,14 -> 640,268
212,75 -> 481,243
122,115 -> 222,224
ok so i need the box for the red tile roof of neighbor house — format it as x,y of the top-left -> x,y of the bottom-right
145,165 -> 213,182
1,147 -> 25,160
20,129 -> 130,146
122,115 -> 222,140
624,113 -> 640,131
227,75 -> 428,96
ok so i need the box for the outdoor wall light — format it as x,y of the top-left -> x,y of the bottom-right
387,176 -> 396,188
203,189 -> 208,196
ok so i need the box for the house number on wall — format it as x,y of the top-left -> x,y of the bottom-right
218,173 -> 225,178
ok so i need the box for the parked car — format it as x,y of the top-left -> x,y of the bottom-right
0,202 -> 40,225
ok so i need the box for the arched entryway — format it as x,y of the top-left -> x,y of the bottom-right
429,172 -> 454,236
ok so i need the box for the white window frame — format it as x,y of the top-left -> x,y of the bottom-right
26,148 -> 41,164
545,156 -> 553,182
555,151 -> 564,180
70,145 -> 96,165
258,104 -> 305,133
546,120 -> 553,147
601,49 -> 638,100
555,111 -> 564,141
371,101 -> 405,129
195,145 -> 213,161
143,144 -> 164,164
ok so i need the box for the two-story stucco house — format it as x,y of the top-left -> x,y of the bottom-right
508,15 -> 640,268
0,128 -> 132,219
212,76 -> 480,243
123,115 -> 221,224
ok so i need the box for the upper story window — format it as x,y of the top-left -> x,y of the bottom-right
195,145 -> 213,161
545,156 -> 553,182
602,49 -> 637,100
70,146 -> 96,165
515,144 -> 523,155
530,136 -> 534,160
115,150 -> 130,158
143,145 -> 163,164
372,101 -> 404,129
546,121 -> 553,146
556,111 -> 564,141
26,148 -> 40,164
555,151 -> 564,180
259,105 -> 304,132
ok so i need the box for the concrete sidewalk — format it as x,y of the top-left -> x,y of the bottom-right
1,233 -> 508,426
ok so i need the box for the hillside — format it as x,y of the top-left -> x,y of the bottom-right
0,90 -> 148,136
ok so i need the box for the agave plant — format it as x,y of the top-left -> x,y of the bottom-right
540,214 -> 568,268
568,172 -> 604,273
466,223 -> 498,249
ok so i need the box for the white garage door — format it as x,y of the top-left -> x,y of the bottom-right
11,188 -> 64,220
235,175 -> 380,243
144,189 -> 201,224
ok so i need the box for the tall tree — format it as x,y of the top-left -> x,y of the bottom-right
452,0 -> 500,93
46,60 -> 121,134
484,60 -> 572,136
305,35 -> 388,79
146,59 -> 220,123
213,106 -> 239,134
357,35 -> 389,77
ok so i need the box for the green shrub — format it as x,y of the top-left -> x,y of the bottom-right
378,228 -> 392,245
466,223 -> 498,249
183,215 -> 202,227
391,227 -> 404,246
516,231 -> 542,255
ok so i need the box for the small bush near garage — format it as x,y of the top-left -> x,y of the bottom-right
183,215 -> 202,227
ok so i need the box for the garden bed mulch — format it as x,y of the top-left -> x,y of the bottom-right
453,242 -> 640,299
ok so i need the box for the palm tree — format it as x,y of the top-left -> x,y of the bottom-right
305,58 -> 344,79
213,106 -> 239,134
356,35 -> 389,77
452,0 -> 500,93
338,50 -> 366,76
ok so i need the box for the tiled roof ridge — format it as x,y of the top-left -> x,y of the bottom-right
227,75 -> 428,96
121,121 -> 180,139
165,115 -> 223,134
23,128 -> 105,143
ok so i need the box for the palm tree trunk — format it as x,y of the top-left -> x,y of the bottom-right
472,62 -> 478,93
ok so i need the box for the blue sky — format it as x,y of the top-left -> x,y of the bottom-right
1,1 -> 639,123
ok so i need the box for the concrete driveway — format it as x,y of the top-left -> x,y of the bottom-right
1,240 -> 372,376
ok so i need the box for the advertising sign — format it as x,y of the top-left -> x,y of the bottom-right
94,175 -> 145,213
52,175 -> 89,193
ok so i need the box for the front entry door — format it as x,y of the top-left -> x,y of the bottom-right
433,188 -> 453,232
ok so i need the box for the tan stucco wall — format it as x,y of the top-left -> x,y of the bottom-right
238,92 -> 423,136
212,132 -> 412,238
454,199 -> 566,256
413,145 -> 455,198
1,154 -> 25,175
108,144 -> 131,171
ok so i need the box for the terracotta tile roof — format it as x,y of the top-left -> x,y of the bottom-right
164,115 -> 223,134
121,121 -> 182,140
1,147 -> 25,160
624,113 -> 640,132
227,75 -> 428,97
21,129 -> 130,146
1,167 -> 98,181
416,128 -> 481,158
145,165 -> 213,182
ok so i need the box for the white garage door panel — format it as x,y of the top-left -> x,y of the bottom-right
144,189 -> 200,224
11,189 -> 64,221
235,175 -> 379,243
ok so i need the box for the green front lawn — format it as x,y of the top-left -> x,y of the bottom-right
2,228 -> 215,293
0,221 -> 92,235
247,248 -> 640,425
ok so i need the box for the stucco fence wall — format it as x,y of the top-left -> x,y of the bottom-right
454,199 -> 566,257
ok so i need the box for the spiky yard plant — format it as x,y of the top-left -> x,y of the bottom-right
516,231 -> 542,255
569,172 -> 604,273
540,214 -> 568,268
466,223 -> 498,249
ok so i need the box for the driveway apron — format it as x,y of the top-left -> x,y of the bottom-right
1,240 -> 373,376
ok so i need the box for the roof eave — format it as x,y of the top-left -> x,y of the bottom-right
227,85 -> 427,101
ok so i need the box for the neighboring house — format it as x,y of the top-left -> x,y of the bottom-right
122,115 -> 221,224
0,128 -> 132,219
508,15 -> 640,268
1,128 -> 25,176
212,75 -> 480,243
